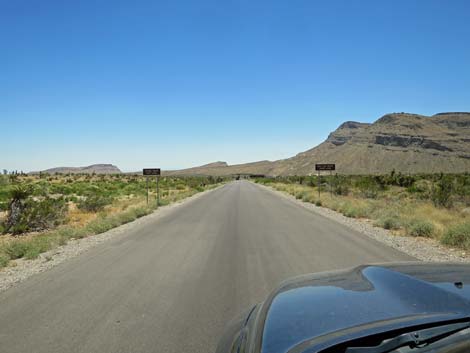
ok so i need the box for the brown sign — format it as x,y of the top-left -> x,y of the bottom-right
315,164 -> 335,171
143,168 -> 161,176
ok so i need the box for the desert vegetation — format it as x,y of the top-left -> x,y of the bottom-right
0,173 -> 227,268
255,172 -> 470,251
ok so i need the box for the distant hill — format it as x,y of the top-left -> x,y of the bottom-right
38,164 -> 122,175
166,112 -> 470,176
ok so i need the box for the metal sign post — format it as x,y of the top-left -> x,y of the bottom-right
330,170 -> 333,197
143,168 -> 161,207
156,176 -> 160,207
318,170 -> 321,199
146,176 -> 149,205
315,164 -> 336,201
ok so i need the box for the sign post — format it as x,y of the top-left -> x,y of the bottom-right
315,164 -> 336,201
146,176 -> 149,205
156,176 -> 160,207
143,168 -> 161,207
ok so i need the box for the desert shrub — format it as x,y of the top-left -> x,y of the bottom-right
295,191 -> 304,199
334,183 -> 350,196
301,192 -> 314,203
116,211 -> 136,224
158,199 -> 170,206
407,219 -> 435,237
4,241 -> 30,259
77,194 -> 113,212
306,177 -> 316,187
441,222 -> 470,249
315,200 -> 322,206
57,226 -> 85,240
24,245 -> 41,260
340,203 -> 371,218
5,197 -> 68,234
407,179 -> 432,199
0,253 -> 9,268
85,217 -> 114,234
355,177 -> 379,199
375,216 -> 401,230
133,207 -> 150,218
431,176 -> 454,208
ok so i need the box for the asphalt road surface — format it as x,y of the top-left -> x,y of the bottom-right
0,181 -> 413,353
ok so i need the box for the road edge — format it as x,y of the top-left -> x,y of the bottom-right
253,182 -> 469,263
0,184 -> 226,293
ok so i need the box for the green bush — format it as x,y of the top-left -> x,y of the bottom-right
7,197 -> 68,234
332,176 -> 350,195
315,200 -> 322,206
0,253 -> 9,268
301,193 -> 314,203
158,199 -> 170,206
431,176 -> 454,208
57,226 -> 86,240
85,217 -> 114,234
24,246 -> 41,260
441,222 -> 470,249
375,216 -> 401,230
355,177 -> 379,199
133,207 -> 150,218
77,194 -> 113,212
407,219 -> 435,237
4,242 -> 30,259
340,203 -> 371,218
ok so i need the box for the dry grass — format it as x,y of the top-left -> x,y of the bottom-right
0,177 -> 225,268
268,182 -> 470,247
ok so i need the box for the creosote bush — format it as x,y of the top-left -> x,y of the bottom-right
77,194 -> 113,212
441,222 -> 470,249
375,216 -> 401,230
407,219 -> 435,237
0,253 -> 9,267
431,175 -> 454,208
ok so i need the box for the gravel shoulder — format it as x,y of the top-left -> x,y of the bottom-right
0,186 -> 222,293
257,182 -> 470,263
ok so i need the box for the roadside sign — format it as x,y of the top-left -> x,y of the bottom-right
315,164 -> 335,199
143,168 -> 161,207
143,168 -> 161,176
315,164 -> 335,171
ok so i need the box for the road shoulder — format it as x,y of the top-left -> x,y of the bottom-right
254,182 -> 470,263
0,184 -> 224,293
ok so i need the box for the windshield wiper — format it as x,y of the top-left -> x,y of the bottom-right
345,321 -> 470,353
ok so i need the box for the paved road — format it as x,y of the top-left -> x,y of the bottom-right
0,181 -> 412,353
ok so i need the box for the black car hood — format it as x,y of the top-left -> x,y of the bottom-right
258,263 -> 470,353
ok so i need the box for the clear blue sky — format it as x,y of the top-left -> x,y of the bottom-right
2,0 -> 470,172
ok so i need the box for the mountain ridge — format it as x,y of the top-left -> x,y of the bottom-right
35,164 -> 122,175
166,111 -> 470,176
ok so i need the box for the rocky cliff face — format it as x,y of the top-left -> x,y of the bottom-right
166,112 -> 470,176
326,121 -> 371,146
272,112 -> 470,174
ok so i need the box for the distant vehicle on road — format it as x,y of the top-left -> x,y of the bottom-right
216,263 -> 470,353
